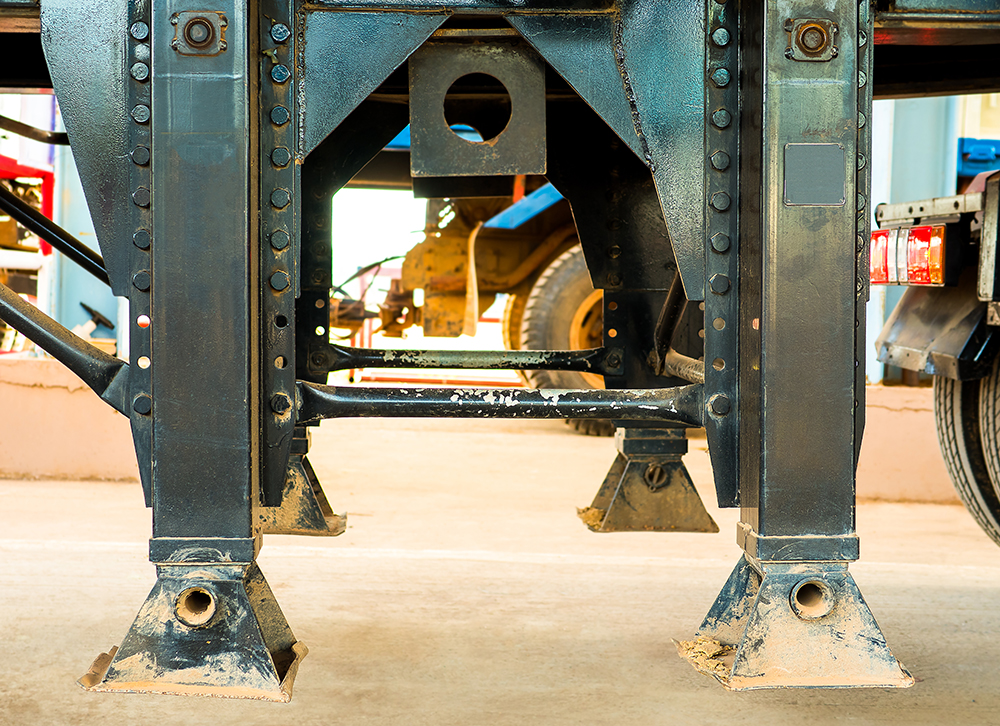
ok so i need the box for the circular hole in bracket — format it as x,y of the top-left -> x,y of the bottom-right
274,356 -> 287,369
789,578 -> 836,620
443,73 -> 513,144
274,315 -> 288,329
175,586 -> 216,627
712,357 -> 725,371
137,356 -> 151,370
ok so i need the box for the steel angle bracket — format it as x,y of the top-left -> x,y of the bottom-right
80,563 -> 306,701
579,428 -> 718,533
681,556 -> 913,690
260,455 -> 346,536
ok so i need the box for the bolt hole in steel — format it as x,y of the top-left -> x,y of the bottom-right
274,314 -> 288,328
136,314 -> 151,329
175,587 -> 216,627
443,73 -> 512,144
183,17 -> 215,48
712,357 -> 725,371
137,356 -> 151,369
607,328 -> 617,339
274,356 -> 287,369
790,579 -> 836,620
315,326 -> 326,337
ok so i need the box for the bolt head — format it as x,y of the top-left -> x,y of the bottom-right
270,229 -> 290,251
133,229 -> 151,250
711,109 -> 732,129
271,64 -> 291,84
132,187 -> 151,208
607,245 -> 622,259
709,273 -> 731,295
710,192 -> 731,212
271,23 -> 291,43
132,270 -> 152,291
130,62 -> 149,81
131,145 -> 151,166
270,106 -> 290,126
607,273 -> 622,287
710,151 -> 731,171
270,271 -> 290,291
710,68 -> 731,88
131,105 -> 151,124
270,188 -> 291,209
270,393 -> 291,414
709,394 -> 731,416
710,233 -> 730,253
132,393 -> 152,415
606,353 -> 622,369
130,22 -> 149,40
711,27 -> 731,47
311,352 -> 327,367
271,147 -> 292,168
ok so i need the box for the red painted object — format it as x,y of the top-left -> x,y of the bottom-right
0,153 -> 55,254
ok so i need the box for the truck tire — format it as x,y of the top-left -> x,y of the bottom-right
521,245 -> 613,437
934,373 -> 1000,547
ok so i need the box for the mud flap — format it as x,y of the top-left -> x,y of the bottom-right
260,455 -> 347,537
79,563 -> 306,701
680,556 -> 914,689
578,428 -> 718,533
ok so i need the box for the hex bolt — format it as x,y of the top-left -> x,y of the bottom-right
711,233 -> 730,253
133,229 -> 151,250
271,23 -> 291,43
131,105 -> 151,124
710,192 -> 731,211
270,229 -> 290,250
270,106 -> 290,126
644,464 -> 668,491
710,68 -> 730,88
607,245 -> 622,259
130,62 -> 149,82
270,393 -> 291,414
607,272 -> 622,287
606,353 -> 622,369
709,273 -> 731,294
270,188 -> 291,209
271,64 -> 291,84
710,151 -> 731,171
132,270 -> 152,291
709,393 -> 731,416
271,147 -> 291,168
131,145 -> 150,166
711,108 -> 732,129
132,393 -> 152,415
132,187 -> 151,208
270,271 -> 290,291
130,21 -> 149,40
711,27 -> 731,47
311,352 -> 327,367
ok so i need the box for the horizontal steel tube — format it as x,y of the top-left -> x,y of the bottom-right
322,343 -> 620,374
297,381 -> 704,427
0,114 -> 69,145
0,184 -> 109,285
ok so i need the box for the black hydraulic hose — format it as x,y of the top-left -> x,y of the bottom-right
0,281 -> 128,413
0,183 -> 109,286
0,114 -> 69,146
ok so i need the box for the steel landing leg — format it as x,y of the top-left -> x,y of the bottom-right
79,562 -> 306,701
681,556 -> 913,690
579,428 -> 717,533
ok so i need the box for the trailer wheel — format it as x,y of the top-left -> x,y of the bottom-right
934,373 -> 1000,547
521,245 -> 613,437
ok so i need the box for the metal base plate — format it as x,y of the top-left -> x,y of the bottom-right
578,451 -> 719,533
680,555 -> 914,690
259,456 -> 346,536
79,563 -> 306,701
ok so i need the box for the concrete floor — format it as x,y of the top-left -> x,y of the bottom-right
2,417 -> 1000,725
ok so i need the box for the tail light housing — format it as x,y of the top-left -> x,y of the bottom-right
869,224 -> 947,286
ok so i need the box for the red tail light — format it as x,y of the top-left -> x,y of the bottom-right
870,224 -> 946,286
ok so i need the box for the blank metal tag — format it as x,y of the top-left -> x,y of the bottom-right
783,143 -> 846,206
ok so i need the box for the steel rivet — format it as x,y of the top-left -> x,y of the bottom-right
131,145 -> 150,166
132,393 -> 152,415
271,147 -> 291,168
709,394 -> 731,416
711,109 -> 732,129
711,27 -> 730,47
709,273 -> 731,294
270,230 -> 290,250
270,271 -> 290,291
270,105 -> 290,126
130,21 -> 149,40
711,192 -> 731,211
132,187 -> 151,208
270,393 -> 291,414
132,270 -> 151,291
271,64 -> 291,84
130,62 -> 149,82
270,23 -> 291,43
710,151 -> 730,171
710,68 -> 731,88
131,105 -> 151,124
133,230 -> 151,250
711,233 -> 730,253
270,189 -> 291,209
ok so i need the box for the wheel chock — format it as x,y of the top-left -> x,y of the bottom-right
260,455 -> 346,536
578,428 -> 718,533
79,563 -> 306,701
679,555 -> 914,689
